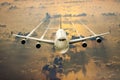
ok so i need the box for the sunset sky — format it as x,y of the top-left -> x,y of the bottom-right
0,0 -> 120,80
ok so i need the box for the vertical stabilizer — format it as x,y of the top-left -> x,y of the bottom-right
45,12 -> 51,19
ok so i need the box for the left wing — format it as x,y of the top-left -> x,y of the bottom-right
69,32 -> 109,44
13,34 -> 54,45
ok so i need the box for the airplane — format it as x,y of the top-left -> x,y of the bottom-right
13,13 -> 110,54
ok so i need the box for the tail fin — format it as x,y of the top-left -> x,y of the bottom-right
45,12 -> 51,19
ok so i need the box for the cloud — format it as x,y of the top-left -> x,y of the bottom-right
8,5 -> 18,10
101,12 -> 116,16
0,2 -> 11,6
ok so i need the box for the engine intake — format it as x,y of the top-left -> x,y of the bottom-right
36,42 -> 41,48
21,39 -> 26,44
82,41 -> 87,48
96,37 -> 102,43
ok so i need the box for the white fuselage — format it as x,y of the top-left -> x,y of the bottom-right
54,29 -> 69,54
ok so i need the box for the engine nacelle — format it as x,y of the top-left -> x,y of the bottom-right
82,41 -> 87,48
36,42 -> 41,48
21,39 -> 26,45
96,37 -> 102,43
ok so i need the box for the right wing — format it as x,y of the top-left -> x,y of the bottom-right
13,34 -> 54,45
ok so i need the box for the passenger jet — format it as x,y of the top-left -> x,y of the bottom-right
13,13 -> 109,54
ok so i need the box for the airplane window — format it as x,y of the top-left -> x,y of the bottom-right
58,39 -> 66,41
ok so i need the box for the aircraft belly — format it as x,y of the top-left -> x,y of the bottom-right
55,40 -> 69,53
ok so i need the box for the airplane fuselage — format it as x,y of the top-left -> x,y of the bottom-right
54,29 -> 69,54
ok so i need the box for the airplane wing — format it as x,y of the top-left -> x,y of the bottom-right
69,32 -> 109,44
13,34 -> 54,45
13,13 -> 54,45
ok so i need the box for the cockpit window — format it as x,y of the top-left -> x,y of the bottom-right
58,39 -> 66,41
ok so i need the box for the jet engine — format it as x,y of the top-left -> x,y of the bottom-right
21,39 -> 26,45
36,42 -> 41,48
96,37 -> 102,43
82,41 -> 87,48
